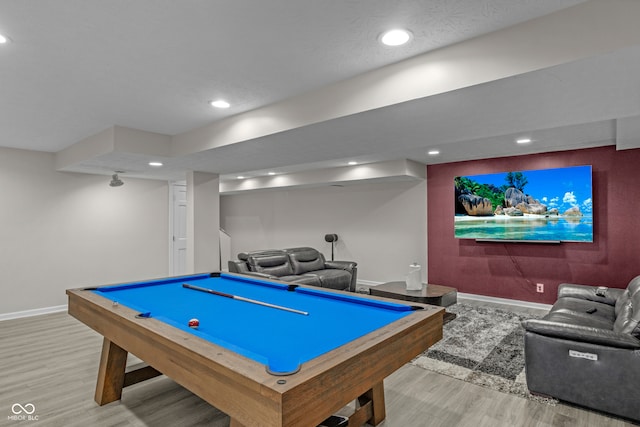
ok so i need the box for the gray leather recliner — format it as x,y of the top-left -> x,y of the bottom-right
522,275 -> 640,422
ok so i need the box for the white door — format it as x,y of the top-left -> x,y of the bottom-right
170,182 -> 188,275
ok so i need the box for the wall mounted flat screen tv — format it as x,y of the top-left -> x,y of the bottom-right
454,165 -> 593,242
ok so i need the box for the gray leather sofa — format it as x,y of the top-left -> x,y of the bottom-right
522,275 -> 640,422
228,247 -> 357,292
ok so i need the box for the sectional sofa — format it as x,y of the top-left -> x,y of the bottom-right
522,275 -> 640,422
228,247 -> 357,292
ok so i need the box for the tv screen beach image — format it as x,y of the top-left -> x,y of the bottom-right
454,165 -> 593,242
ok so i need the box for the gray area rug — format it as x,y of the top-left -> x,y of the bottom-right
412,303 -> 557,404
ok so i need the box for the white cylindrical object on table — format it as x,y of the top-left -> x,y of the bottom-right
405,263 -> 422,290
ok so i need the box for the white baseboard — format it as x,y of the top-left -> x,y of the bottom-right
458,292 -> 552,311
355,279 -> 381,287
0,305 -> 67,322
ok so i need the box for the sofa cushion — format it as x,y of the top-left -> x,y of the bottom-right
247,253 -> 294,277
238,249 -> 283,261
544,310 -> 615,330
307,269 -> 352,290
550,297 -> 616,324
286,247 -> 326,275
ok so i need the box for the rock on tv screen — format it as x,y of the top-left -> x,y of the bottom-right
454,165 -> 593,242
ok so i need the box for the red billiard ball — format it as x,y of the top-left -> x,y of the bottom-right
188,318 -> 200,328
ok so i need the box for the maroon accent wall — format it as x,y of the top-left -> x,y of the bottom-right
427,146 -> 640,304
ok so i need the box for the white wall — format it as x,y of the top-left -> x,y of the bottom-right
0,147 -> 169,316
186,171 -> 220,273
220,179 -> 427,284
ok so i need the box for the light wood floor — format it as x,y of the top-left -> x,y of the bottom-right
0,311 -> 635,427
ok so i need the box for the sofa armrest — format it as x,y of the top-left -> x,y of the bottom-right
228,260 -> 249,274
324,260 -> 357,272
557,283 -> 624,306
522,319 -> 640,349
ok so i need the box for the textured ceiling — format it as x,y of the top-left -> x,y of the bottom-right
4,0 -> 639,188
0,0 -> 586,151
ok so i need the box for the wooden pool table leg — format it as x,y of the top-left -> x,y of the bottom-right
95,338 -> 128,405
347,381 -> 386,426
372,381 -> 387,425
93,338 -> 164,406
361,381 -> 386,425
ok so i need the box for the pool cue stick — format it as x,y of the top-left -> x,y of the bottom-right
182,283 -> 309,316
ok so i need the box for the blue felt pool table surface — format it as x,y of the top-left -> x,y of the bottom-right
94,273 -> 416,374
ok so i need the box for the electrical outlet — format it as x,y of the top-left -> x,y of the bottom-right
536,283 -> 544,293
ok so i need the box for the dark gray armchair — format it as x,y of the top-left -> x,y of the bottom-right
522,275 -> 640,422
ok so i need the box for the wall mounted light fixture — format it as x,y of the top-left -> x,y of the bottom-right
109,173 -> 124,187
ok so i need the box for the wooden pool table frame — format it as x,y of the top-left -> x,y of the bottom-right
67,272 -> 444,427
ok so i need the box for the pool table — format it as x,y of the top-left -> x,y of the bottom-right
67,272 -> 443,427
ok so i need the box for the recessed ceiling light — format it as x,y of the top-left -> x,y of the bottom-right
148,161 -> 163,167
210,100 -> 230,109
516,138 -> 532,144
347,161 -> 358,166
428,150 -> 440,156
380,29 -> 412,46
267,171 -> 276,176
237,175 -> 245,179
0,33 -> 8,44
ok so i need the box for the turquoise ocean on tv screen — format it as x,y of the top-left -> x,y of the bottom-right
454,214 -> 593,242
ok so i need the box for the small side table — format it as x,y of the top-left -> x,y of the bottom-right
370,281 -> 457,323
